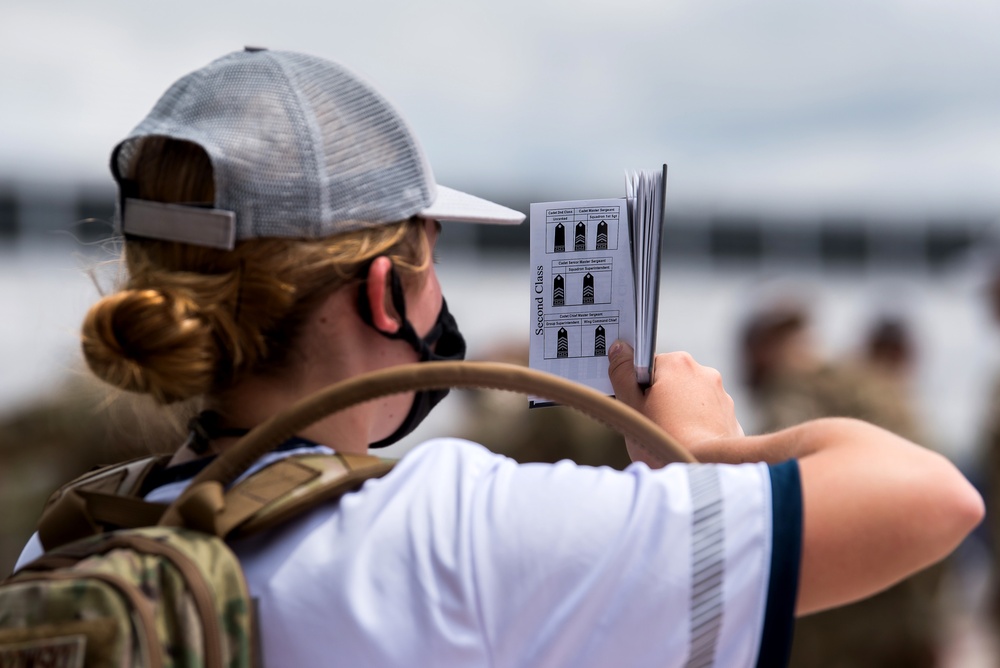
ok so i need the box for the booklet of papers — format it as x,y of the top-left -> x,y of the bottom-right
528,165 -> 667,407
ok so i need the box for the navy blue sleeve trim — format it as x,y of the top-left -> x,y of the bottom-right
755,459 -> 802,668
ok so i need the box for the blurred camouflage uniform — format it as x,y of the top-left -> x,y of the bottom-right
981,270 -> 1000,627
756,361 -> 929,445
741,303 -> 943,667
761,364 -> 943,667
982,378 -> 1000,620
459,390 -> 631,470
0,370 -> 194,575
456,343 -> 630,470
754,363 -> 942,668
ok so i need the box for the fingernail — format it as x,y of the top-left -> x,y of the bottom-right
609,340 -> 623,358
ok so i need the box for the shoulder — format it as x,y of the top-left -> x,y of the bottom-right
399,436 -> 506,468
360,438 -> 517,514
381,437 -> 510,487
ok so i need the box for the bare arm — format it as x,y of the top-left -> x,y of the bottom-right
608,342 -> 984,616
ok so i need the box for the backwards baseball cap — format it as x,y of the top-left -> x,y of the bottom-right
112,47 -> 525,250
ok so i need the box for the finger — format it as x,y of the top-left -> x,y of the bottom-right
608,340 -> 645,409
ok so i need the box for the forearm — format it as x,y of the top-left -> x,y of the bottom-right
698,417 -> 983,615
688,416 -> 892,465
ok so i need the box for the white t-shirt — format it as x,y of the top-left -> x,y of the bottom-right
17,438 -> 801,668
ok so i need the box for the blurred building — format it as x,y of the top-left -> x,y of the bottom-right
0,180 -> 993,271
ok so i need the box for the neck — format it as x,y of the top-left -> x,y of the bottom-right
205,369 -> 372,456
167,286 -> 417,467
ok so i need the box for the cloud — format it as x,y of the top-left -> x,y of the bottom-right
1,0 -> 998,216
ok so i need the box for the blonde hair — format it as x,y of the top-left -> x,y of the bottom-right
82,137 -> 429,404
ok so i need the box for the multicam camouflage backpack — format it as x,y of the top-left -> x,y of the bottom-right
0,450 -> 394,668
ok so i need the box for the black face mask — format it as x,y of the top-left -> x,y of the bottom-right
358,266 -> 466,448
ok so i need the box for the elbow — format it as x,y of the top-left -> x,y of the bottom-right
952,474 -> 985,537
927,459 -> 984,558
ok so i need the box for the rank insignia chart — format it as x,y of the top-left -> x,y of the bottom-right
529,168 -> 665,403
531,203 -> 631,377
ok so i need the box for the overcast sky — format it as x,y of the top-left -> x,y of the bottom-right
2,0 -> 998,218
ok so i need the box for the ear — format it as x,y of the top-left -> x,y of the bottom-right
365,256 -> 401,334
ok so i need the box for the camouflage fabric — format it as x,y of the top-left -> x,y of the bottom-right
752,362 -> 943,668
982,377 -> 1000,620
787,570 -> 942,668
459,386 -> 631,469
754,362 -> 928,444
455,344 -> 630,470
0,371 -> 196,576
0,526 -> 254,668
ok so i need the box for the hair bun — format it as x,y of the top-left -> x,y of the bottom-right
81,288 -> 218,403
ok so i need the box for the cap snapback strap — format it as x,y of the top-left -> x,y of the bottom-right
122,198 -> 237,250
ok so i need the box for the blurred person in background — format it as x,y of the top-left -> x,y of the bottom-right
0,373 -> 192,575
741,300 -> 944,667
858,314 -> 931,445
979,262 -> 1000,626
457,342 -> 631,469
741,300 -> 881,433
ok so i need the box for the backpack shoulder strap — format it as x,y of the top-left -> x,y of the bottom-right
36,454 -> 172,551
37,451 -> 394,549
177,453 -> 395,539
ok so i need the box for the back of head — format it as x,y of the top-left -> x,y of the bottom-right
81,48 -> 523,405
83,137 -> 429,404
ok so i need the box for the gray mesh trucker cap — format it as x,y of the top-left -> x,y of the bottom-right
113,48 -> 524,249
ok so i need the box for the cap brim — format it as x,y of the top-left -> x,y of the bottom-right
420,185 -> 525,225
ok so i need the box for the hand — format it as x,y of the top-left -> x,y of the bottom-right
608,341 -> 743,466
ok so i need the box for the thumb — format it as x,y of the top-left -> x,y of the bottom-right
608,340 -> 645,410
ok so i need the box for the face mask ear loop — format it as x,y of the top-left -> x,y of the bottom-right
386,267 -> 411,330
357,259 -> 432,359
